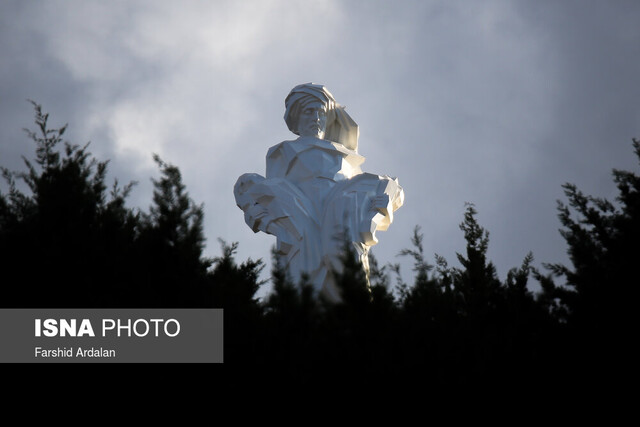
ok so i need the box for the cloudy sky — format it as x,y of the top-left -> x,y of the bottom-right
1,0 -> 639,297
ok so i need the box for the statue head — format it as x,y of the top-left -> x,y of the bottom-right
233,173 -> 265,210
284,83 -> 360,151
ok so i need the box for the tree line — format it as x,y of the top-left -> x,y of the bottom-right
1,103 -> 637,387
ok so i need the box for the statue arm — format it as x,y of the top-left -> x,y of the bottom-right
244,203 -> 270,233
371,194 -> 392,226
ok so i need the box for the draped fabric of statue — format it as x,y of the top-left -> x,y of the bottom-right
234,83 -> 404,302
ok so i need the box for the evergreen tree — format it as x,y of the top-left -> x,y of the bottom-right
452,203 -> 505,320
12,102 -> 632,389
206,239 -> 264,368
0,102 -> 226,308
536,138 -> 640,385
395,204 -> 552,387
134,154 -> 212,307
0,102 -> 138,306
260,250 -> 320,380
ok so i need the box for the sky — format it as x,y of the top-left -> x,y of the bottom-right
1,0 -> 639,298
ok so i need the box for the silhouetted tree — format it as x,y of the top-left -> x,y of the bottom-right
258,250 -> 320,381
535,138 -> 640,385
0,102 -> 227,308
205,239 -> 265,368
134,154 -> 212,307
0,102 -> 139,306
11,102 -> 633,389
393,204 -> 555,388
393,226 -> 456,384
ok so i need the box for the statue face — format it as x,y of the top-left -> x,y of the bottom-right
296,100 -> 328,138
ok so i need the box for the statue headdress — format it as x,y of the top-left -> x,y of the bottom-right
284,83 -> 359,151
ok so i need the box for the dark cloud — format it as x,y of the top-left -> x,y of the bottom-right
2,1 -> 638,297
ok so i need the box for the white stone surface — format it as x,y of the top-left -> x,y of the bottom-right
234,83 -> 404,302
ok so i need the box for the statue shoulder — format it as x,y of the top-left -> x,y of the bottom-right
266,141 -> 283,159
266,139 -> 297,159
266,140 -> 297,178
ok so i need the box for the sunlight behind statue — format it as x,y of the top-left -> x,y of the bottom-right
234,83 -> 404,302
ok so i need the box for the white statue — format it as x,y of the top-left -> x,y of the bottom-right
234,83 -> 404,302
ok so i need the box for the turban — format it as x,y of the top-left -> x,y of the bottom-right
284,83 -> 360,151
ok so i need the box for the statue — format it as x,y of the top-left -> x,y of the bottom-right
234,83 -> 404,302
